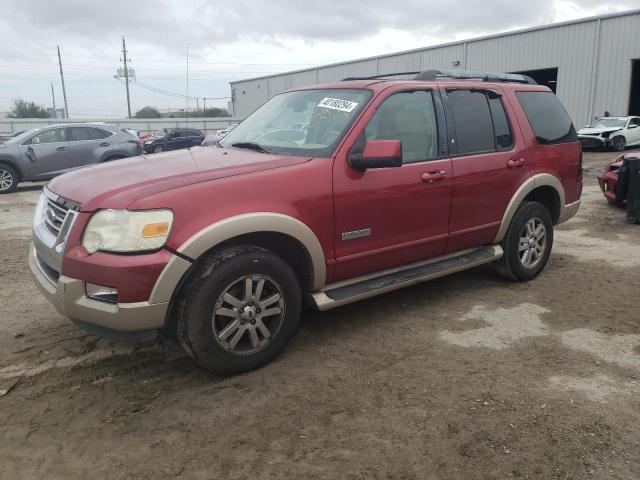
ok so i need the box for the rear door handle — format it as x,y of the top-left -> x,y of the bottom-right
100,142 -> 111,147
422,170 -> 447,183
507,158 -> 526,168
56,146 -> 68,151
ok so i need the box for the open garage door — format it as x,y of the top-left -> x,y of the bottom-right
511,68 -> 558,93
628,59 -> 640,116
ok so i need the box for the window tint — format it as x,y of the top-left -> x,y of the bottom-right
173,130 -> 185,138
516,91 -> 577,144
364,90 -> 438,163
69,127 -> 111,141
448,90 -> 496,154
24,128 -> 67,145
630,118 -> 640,127
488,97 -> 513,149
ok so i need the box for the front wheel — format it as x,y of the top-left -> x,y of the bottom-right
494,201 -> 554,282
0,164 -> 19,194
611,136 -> 626,152
176,246 -> 302,376
153,145 -> 165,153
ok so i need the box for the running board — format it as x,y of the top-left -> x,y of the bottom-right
309,245 -> 503,311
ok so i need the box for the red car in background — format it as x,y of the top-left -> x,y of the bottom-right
598,152 -> 640,205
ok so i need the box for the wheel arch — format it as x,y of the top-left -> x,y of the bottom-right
493,174 -> 565,244
150,212 -> 326,308
0,157 -> 23,180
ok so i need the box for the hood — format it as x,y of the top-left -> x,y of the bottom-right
47,146 -> 312,211
578,127 -> 623,136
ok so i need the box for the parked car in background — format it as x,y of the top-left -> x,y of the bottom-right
578,116 -> 640,151
143,128 -> 205,153
597,153 -> 640,205
201,124 -> 240,146
0,123 -> 142,193
30,70 -> 582,375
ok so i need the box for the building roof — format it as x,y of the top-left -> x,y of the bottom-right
231,8 -> 640,85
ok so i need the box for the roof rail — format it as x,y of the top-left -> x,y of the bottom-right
341,71 -> 421,81
416,69 -> 537,84
341,69 -> 537,85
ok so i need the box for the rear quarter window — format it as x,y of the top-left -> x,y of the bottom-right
516,91 -> 577,144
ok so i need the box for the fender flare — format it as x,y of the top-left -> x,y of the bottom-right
149,212 -> 327,304
493,173 -> 565,244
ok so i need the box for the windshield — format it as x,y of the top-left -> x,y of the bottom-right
220,88 -> 372,156
4,128 -> 40,144
591,118 -> 627,128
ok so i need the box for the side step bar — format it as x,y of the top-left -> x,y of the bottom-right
309,245 -> 503,311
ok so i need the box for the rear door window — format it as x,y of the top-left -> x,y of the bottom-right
447,89 -> 513,155
69,127 -> 112,141
516,91 -> 577,144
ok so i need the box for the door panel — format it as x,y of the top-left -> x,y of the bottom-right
68,127 -> 113,168
332,88 -> 452,281
18,127 -> 70,179
441,86 -> 531,252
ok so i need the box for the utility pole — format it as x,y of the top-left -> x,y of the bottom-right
185,46 -> 189,127
203,97 -> 206,114
57,46 -> 69,118
50,82 -> 56,109
122,36 -> 132,118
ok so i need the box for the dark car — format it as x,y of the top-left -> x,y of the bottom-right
143,128 -> 205,153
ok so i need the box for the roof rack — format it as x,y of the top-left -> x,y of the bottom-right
342,69 -> 537,85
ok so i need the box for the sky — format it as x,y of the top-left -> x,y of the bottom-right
0,0 -> 637,118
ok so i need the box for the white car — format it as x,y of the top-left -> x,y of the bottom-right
578,116 -> 640,151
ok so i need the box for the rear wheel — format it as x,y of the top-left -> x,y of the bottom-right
611,136 -> 626,152
153,145 -> 165,153
495,201 -> 553,282
176,246 -> 302,376
0,164 -> 19,194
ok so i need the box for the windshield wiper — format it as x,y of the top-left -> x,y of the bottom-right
230,142 -> 271,153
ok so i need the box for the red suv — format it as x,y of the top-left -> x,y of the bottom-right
30,70 -> 582,375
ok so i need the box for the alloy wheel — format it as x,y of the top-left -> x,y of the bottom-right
0,169 -> 14,192
518,217 -> 547,269
212,275 -> 285,355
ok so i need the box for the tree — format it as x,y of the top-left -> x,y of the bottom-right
134,106 -> 162,118
7,99 -> 49,118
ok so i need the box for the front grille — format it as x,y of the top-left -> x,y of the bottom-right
43,197 -> 70,237
579,138 -> 601,149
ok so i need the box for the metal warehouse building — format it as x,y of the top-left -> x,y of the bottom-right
230,9 -> 640,128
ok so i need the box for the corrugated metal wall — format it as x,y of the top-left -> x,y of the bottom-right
231,11 -> 640,127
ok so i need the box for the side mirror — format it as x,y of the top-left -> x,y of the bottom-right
349,139 -> 402,170
629,124 -> 638,129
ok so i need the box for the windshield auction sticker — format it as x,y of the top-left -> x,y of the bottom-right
317,98 -> 359,113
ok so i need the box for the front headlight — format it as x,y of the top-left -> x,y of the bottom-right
82,209 -> 173,254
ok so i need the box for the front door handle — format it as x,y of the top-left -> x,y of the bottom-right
507,158 -> 526,168
100,142 -> 111,147
422,170 -> 447,183
56,146 -> 68,151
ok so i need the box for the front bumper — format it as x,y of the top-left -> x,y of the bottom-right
578,135 -> 608,149
598,171 -> 619,203
29,243 -> 168,332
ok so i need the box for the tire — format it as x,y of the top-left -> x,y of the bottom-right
494,201 -> 553,282
103,155 -> 126,162
153,145 -> 165,153
0,164 -> 19,194
611,136 -> 626,152
176,245 -> 302,376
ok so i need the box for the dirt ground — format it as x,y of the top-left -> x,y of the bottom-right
1,151 -> 640,479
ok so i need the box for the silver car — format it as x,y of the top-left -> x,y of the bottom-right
0,123 -> 143,193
